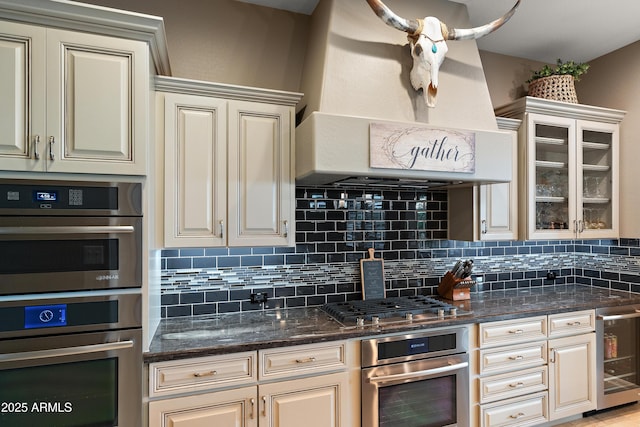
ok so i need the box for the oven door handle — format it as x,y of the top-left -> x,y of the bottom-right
598,311 -> 640,321
0,340 -> 134,363
368,361 -> 468,384
0,225 -> 135,235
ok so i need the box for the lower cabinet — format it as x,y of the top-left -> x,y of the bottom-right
147,341 -> 358,427
476,310 -> 596,426
149,373 -> 349,427
548,331 -> 597,420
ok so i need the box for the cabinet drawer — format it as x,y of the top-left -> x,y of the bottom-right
479,316 -> 547,348
149,351 -> 257,397
259,341 -> 347,380
548,310 -> 595,337
481,391 -> 548,427
480,341 -> 547,375
480,365 -> 548,404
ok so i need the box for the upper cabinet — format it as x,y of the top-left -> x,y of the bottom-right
156,77 -> 302,247
0,0 -> 170,176
496,97 -> 625,240
448,117 -> 520,242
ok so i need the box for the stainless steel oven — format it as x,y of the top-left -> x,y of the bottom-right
0,180 -> 142,295
595,305 -> 640,410
0,293 -> 142,427
361,327 -> 470,427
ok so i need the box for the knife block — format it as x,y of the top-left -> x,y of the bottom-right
437,271 -> 474,301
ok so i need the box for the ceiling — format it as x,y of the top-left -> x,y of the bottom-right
237,0 -> 640,63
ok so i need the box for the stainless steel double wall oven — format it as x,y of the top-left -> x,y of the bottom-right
0,179 -> 143,427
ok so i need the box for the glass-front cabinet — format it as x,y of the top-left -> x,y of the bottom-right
495,97 -> 625,240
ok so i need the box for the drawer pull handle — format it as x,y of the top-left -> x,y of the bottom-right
262,396 -> 267,416
193,370 -> 217,377
295,357 -> 317,364
509,329 -> 524,334
567,321 -> 582,326
509,412 -> 525,419
508,355 -> 524,361
249,398 -> 255,419
509,382 -> 525,388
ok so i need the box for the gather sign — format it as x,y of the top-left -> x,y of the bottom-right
369,121 -> 476,173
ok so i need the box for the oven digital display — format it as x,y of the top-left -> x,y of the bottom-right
34,190 -> 58,202
24,304 -> 67,329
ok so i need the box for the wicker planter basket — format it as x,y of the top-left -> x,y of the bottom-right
528,74 -> 578,103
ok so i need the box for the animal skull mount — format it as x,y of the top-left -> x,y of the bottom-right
365,0 -> 521,107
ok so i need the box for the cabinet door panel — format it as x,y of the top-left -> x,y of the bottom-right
163,93 -> 227,247
0,21 -> 45,171
260,372 -> 348,427
548,333 -> 596,420
228,101 -> 293,246
148,386 -> 257,427
46,29 -> 148,174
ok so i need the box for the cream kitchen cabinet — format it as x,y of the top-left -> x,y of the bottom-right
156,77 -> 301,247
547,310 -> 597,421
477,316 -> 549,427
476,310 -> 596,426
449,117 -> 520,241
0,20 -> 149,175
147,340 -> 357,427
495,97 -> 625,240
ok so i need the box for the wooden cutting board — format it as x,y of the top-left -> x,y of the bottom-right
360,248 -> 386,300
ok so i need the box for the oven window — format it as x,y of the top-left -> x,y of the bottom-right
379,375 -> 456,427
0,358 -> 117,426
0,239 -> 118,274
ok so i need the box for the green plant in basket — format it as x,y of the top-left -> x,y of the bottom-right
527,59 -> 590,83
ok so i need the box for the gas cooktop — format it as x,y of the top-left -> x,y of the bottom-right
322,295 -> 472,328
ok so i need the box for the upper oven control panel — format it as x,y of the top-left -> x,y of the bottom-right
0,180 -> 141,216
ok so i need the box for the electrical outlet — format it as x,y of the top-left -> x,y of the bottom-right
546,271 -> 557,280
250,292 -> 268,304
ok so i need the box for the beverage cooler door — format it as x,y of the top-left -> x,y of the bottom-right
597,309 -> 640,409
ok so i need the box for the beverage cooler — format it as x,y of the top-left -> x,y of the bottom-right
595,305 -> 640,410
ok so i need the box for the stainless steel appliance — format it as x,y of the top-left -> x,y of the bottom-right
0,180 -> 142,295
361,328 -> 470,427
595,305 -> 640,410
0,293 -> 142,426
322,295 -> 472,329
0,179 -> 144,426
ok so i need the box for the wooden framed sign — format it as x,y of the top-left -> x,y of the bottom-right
369,121 -> 476,173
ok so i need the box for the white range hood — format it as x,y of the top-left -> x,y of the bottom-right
295,0 -> 513,187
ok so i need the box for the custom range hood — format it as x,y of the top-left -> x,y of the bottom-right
296,0 -> 514,188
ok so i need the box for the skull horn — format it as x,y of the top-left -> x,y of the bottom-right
365,0 -> 422,36
447,0 -> 521,40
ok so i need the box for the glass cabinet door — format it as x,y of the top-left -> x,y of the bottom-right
577,120 -> 619,238
528,114 -> 576,239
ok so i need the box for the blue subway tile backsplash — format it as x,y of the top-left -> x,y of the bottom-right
159,186 -> 640,318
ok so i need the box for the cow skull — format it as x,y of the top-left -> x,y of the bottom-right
365,0 -> 521,107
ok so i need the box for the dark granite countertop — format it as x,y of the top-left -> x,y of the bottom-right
145,285 -> 640,363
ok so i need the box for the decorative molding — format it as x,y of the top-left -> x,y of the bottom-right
0,0 -> 171,75
495,96 -> 626,124
495,116 -> 521,131
154,76 -> 303,106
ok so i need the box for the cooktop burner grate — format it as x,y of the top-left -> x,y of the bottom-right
322,295 -> 470,325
